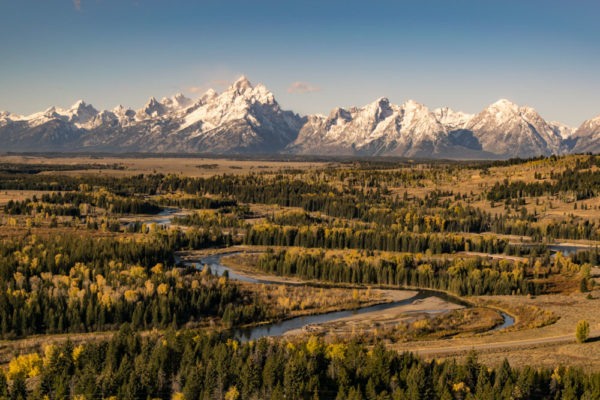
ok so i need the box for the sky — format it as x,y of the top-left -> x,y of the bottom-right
0,0 -> 599,126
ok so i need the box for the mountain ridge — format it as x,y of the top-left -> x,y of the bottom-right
1,76 -> 597,159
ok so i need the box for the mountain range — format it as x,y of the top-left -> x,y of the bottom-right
1,76 -> 599,159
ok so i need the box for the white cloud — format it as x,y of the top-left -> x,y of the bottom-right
187,86 -> 205,93
73,0 -> 82,11
287,81 -> 322,93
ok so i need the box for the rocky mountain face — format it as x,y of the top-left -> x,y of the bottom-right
286,98 -> 485,158
569,115 -> 600,154
1,76 -> 599,158
463,99 -> 566,158
0,76 -> 305,154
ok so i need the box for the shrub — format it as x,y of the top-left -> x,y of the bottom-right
576,320 -> 590,343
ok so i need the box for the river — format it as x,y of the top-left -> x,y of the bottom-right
139,208 -> 514,340
520,243 -> 597,257
184,252 -> 514,341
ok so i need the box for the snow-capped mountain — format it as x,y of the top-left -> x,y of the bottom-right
569,114 -> 600,153
463,99 -> 566,158
286,98 -> 483,157
173,76 -> 305,153
161,93 -> 193,112
0,76 -> 304,153
0,100 -> 99,150
549,121 -> 575,140
433,107 -> 473,131
16,100 -> 99,128
0,76 -> 597,158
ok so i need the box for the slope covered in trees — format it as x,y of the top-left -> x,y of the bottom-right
5,326 -> 600,400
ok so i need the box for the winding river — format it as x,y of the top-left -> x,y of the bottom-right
184,253 -> 514,341
134,207 -> 515,340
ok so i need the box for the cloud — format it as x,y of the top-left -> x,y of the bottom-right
187,86 -> 205,93
73,0 -> 81,11
287,81 -> 322,93
185,79 -> 230,94
210,80 -> 230,86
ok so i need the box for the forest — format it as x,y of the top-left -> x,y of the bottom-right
1,154 -> 600,399
0,233 -> 262,338
254,249 -> 540,295
4,325 -> 600,400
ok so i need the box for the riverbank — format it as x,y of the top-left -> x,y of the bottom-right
180,249 -> 522,342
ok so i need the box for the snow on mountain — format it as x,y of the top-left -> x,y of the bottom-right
549,121 -> 575,140
570,114 -> 600,153
64,100 -> 99,127
160,93 -> 193,111
464,99 -> 565,157
0,111 -> 20,124
180,76 -> 275,132
68,76 -> 303,153
287,98 -> 464,157
4,100 -> 98,128
136,97 -> 166,119
433,107 -> 473,131
175,76 -> 304,153
0,77 -> 598,158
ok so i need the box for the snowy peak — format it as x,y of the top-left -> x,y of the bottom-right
111,104 -> 136,121
361,97 -> 394,124
65,100 -> 98,125
1,78 -> 599,159
550,121 -> 575,139
401,99 -> 431,119
397,100 -> 449,143
574,114 -> 600,137
230,75 -> 252,92
570,113 -> 600,153
179,76 -> 284,132
466,99 -> 564,157
202,88 -> 217,100
158,76 -> 305,153
137,97 -> 166,118
491,98 -> 519,109
160,93 -> 193,111
287,97 -> 452,156
219,76 -> 275,105
434,107 -> 473,131
69,99 -> 86,110
0,111 -> 19,124
402,99 -> 424,110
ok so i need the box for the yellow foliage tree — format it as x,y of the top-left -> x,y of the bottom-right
8,353 -> 42,379
306,336 -> 321,355
225,386 -> 240,400
157,283 -> 169,296
171,392 -> 185,400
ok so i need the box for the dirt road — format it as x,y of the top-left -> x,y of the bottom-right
405,331 -> 599,356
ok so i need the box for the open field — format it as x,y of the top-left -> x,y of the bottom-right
0,154 -> 331,177
0,190 -> 59,206
391,290 -> 600,369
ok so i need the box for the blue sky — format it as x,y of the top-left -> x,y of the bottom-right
0,0 -> 599,126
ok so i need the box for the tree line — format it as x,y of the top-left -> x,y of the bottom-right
244,223 -> 537,256
5,325 -> 600,399
255,249 -> 539,296
487,167 -> 600,201
0,228 -> 244,338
